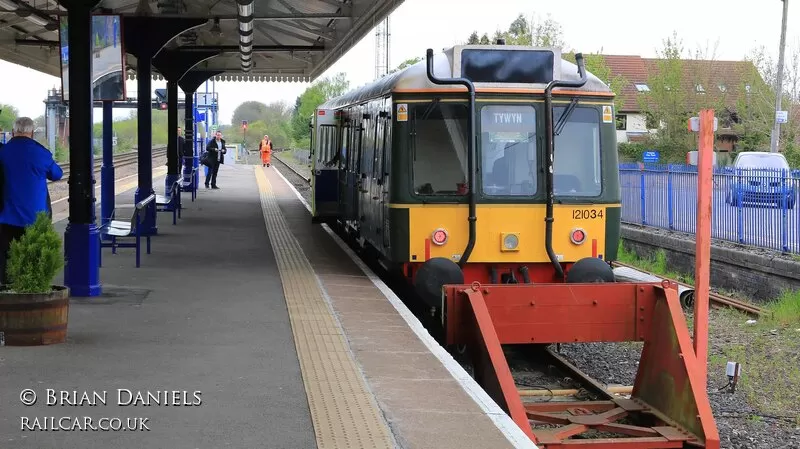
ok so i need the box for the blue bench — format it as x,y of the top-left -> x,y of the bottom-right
156,180 -> 180,225
182,157 -> 199,202
98,194 -> 155,268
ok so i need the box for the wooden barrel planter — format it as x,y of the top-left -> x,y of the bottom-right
0,286 -> 70,346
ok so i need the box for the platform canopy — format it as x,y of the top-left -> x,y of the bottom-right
0,0 -> 402,82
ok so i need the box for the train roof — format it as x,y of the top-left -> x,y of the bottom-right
318,45 -> 613,110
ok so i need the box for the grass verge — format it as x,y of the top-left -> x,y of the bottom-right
617,241 -> 800,420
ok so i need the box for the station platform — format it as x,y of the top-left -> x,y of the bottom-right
0,162 -> 533,448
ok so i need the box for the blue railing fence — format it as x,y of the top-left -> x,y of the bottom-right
620,163 -> 800,254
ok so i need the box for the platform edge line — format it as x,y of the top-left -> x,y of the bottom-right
255,167 -> 399,449
270,165 -> 539,449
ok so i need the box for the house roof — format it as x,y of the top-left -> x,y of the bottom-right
601,55 -> 762,113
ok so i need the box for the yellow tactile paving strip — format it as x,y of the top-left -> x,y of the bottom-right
254,167 -> 395,449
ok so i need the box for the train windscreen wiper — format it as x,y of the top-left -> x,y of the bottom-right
421,98 -> 441,120
554,98 -> 579,136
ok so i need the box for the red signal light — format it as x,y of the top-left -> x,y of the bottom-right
432,228 -> 448,246
570,228 -> 586,245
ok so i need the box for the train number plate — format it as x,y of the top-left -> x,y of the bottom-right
572,209 -> 604,220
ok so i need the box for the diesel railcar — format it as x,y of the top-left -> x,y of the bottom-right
310,44 -> 621,306
309,45 -> 721,448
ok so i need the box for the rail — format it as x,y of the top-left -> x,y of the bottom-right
57,146 -> 168,181
273,152 -> 311,182
611,261 -> 765,317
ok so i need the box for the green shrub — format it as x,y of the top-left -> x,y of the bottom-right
618,142 -> 648,162
6,212 -> 63,293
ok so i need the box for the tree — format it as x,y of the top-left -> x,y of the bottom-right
467,31 -> 479,45
388,56 -> 423,74
479,33 -> 490,45
487,13 -> 567,48
232,101 -> 268,127
637,31 -> 693,158
290,72 -> 351,145
0,104 -> 19,132
736,46 -> 782,151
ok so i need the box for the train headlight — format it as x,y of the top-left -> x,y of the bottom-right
431,228 -> 448,246
501,233 -> 520,252
570,228 -> 587,245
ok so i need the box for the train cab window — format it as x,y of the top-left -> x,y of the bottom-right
553,106 -> 602,196
480,105 -> 537,196
317,125 -> 339,166
410,102 -> 469,195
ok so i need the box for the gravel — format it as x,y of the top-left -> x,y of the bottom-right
557,312 -> 800,449
271,154 -> 800,448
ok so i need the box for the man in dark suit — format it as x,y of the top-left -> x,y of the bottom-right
204,131 -> 226,189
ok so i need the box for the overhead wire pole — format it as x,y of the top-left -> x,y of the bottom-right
771,0 -> 790,153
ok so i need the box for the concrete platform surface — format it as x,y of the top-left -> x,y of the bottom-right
0,162 -> 534,449
0,164 -> 316,448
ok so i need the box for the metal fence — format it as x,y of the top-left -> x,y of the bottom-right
620,163 -> 800,254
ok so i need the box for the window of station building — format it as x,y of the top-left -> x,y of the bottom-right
410,102 -> 469,196
480,105 -> 537,196
553,106 -> 602,197
615,114 -> 627,131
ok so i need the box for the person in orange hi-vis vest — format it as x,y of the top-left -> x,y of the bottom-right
259,135 -> 272,167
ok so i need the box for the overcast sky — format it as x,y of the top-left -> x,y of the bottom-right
0,0 -> 795,125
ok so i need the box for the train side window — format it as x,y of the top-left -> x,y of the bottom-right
410,102 -> 469,195
553,106 -> 602,196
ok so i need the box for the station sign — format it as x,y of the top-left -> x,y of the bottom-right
642,150 -> 660,163
196,93 -> 215,107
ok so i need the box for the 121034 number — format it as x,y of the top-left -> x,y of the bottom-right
572,209 -> 604,219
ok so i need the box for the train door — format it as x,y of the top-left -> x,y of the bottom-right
358,105 -> 373,237
369,102 -> 384,246
346,113 -> 364,228
337,113 -> 351,219
380,101 -> 392,249
311,108 -> 339,222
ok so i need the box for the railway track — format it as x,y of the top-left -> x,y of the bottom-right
57,146 -> 168,180
273,152 -> 311,182
273,153 -> 767,320
611,261 -> 766,317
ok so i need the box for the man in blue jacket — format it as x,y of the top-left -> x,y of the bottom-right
0,117 -> 63,284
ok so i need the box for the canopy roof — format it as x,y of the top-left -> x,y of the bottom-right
0,0 -> 401,82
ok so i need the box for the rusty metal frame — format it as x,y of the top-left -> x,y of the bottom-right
442,281 -> 720,448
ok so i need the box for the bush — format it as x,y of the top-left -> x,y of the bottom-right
6,212 -> 63,293
618,142 -> 648,162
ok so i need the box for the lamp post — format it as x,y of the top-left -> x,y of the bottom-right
770,0 -> 790,153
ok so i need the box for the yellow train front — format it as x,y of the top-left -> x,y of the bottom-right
312,43 -> 622,309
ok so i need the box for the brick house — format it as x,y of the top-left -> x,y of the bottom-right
601,55 -> 767,152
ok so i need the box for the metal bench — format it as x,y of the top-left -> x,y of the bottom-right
156,180 -> 180,225
98,194 -> 155,268
181,158 -> 199,202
